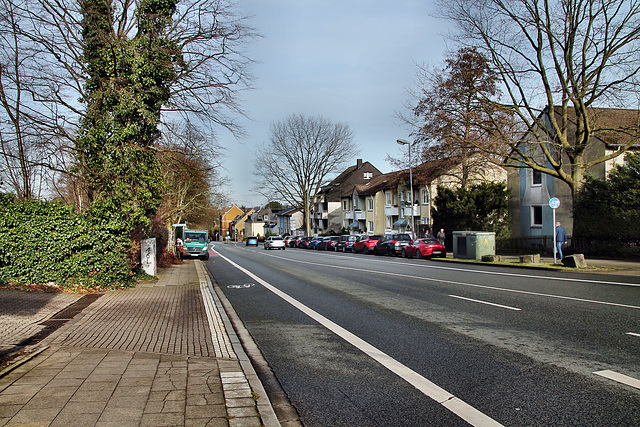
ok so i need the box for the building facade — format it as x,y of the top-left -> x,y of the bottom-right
311,159 -> 382,234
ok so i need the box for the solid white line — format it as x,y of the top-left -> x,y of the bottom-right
593,370 -> 640,390
449,295 -> 521,311
214,250 -> 504,427
258,252 -> 640,310
626,332 -> 640,338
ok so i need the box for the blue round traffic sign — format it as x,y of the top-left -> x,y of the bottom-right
549,197 -> 560,209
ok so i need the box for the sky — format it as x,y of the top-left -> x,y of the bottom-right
219,0 -> 450,207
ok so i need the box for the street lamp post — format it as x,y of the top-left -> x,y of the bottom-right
397,139 -> 414,240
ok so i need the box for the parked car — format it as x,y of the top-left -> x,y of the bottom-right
290,236 -> 305,247
264,236 -> 286,250
402,238 -> 446,259
374,233 -> 413,256
336,235 -> 359,252
246,236 -> 258,246
299,236 -> 313,249
315,237 -> 331,250
353,235 -> 381,254
309,237 -> 323,250
284,236 -> 295,247
317,236 -> 339,251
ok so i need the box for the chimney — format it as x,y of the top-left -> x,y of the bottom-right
357,159 -> 363,168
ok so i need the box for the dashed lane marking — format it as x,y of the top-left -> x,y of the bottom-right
448,295 -> 521,311
593,370 -> 640,390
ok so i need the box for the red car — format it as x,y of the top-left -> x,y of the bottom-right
402,238 -> 446,259
353,234 -> 381,254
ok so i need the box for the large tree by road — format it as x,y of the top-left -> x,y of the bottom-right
438,0 -> 640,205
254,114 -> 358,236
409,47 -> 511,189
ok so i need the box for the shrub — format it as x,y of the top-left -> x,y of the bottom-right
0,194 -> 134,290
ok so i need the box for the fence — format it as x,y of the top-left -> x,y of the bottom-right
497,236 -> 640,258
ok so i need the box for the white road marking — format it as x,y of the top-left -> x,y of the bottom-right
449,295 -> 521,311
214,250 -> 504,427
593,370 -> 640,390
259,252 -> 640,310
297,249 -> 640,287
626,332 -> 640,337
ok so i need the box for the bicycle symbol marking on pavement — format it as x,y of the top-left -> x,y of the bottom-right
227,283 -> 255,289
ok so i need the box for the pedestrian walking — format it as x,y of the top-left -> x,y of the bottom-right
555,222 -> 567,260
436,228 -> 445,245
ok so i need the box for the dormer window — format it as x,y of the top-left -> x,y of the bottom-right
363,172 -> 373,179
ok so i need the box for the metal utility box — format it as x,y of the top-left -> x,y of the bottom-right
453,231 -> 496,260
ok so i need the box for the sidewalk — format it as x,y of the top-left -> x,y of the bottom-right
0,260 -> 280,427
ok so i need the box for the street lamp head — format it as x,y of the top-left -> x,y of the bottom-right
397,138 -> 411,146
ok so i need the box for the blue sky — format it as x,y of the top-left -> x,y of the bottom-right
221,1 -> 449,206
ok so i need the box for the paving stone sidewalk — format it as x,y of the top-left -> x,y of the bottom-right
0,260 -> 278,427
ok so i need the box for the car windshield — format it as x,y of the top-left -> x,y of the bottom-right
394,234 -> 411,241
421,238 -> 439,244
184,232 -> 206,243
348,235 -> 358,241
369,235 -> 381,240
271,237 -> 283,241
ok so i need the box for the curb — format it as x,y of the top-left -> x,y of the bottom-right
0,346 -> 48,382
199,262 -> 286,427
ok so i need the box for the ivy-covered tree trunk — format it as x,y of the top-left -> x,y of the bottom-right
76,0 -> 179,234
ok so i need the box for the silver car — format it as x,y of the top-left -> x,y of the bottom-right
264,236 -> 286,250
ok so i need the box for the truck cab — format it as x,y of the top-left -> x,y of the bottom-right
181,230 -> 210,260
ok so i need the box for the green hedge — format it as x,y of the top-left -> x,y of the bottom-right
0,194 -> 134,290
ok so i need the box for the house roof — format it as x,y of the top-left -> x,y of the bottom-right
316,160 -> 383,200
546,106 -> 640,148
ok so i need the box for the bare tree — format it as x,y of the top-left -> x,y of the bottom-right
439,0 -> 640,204
254,114 -> 359,236
158,120 -> 227,227
0,0 -> 254,198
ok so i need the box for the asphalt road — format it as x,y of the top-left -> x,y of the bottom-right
207,242 -> 640,426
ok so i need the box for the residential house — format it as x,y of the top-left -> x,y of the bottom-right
341,158 -> 507,236
229,208 -> 255,241
220,204 -> 244,239
311,159 -> 382,234
244,207 -> 276,238
508,107 -> 639,241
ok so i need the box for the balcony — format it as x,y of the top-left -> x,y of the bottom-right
355,210 -> 365,220
384,206 -> 398,216
344,211 -> 353,220
403,206 -> 419,217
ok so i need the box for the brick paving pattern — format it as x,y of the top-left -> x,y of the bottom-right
0,260 -> 272,427
0,290 -> 81,351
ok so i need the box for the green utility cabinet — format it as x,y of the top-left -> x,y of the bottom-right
452,231 -> 496,260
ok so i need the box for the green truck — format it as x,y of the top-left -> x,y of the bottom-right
180,229 -> 210,260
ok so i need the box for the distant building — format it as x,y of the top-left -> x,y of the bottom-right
311,159 -> 382,234
220,204 -> 244,239
341,157 -> 506,236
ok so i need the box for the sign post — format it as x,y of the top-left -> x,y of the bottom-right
549,197 -> 561,263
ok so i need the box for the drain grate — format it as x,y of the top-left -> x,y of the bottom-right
47,293 -> 102,320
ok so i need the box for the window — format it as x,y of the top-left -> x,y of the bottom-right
399,190 -> 405,203
386,216 -> 392,228
367,198 -> 374,211
363,171 -> 373,179
368,221 -> 374,232
531,205 -> 543,227
422,189 -> 429,205
343,200 -> 348,211
353,197 -> 359,210
385,192 -> 392,206
532,169 -> 542,186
